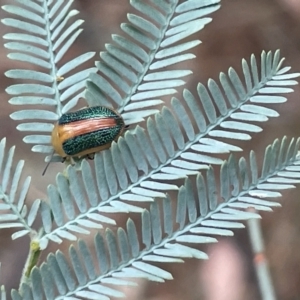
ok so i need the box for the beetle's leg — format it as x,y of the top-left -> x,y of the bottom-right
87,153 -> 95,160
61,157 -> 67,163
42,150 -> 55,176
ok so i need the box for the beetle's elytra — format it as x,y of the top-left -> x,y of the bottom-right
51,106 -> 125,158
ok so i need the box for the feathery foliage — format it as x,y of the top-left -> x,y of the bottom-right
33,50 -> 299,249
3,0 -> 221,161
1,0 -> 300,299
86,0 -> 221,125
2,0 -> 96,159
8,136 -> 300,300
0,138 -> 38,239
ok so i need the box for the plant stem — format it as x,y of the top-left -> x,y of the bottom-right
19,240 -> 41,290
247,213 -> 276,300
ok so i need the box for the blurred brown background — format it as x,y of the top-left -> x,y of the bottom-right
0,0 -> 300,299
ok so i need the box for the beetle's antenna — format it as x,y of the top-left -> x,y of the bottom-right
42,150 -> 55,176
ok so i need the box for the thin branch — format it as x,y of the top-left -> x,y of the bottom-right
247,211 -> 277,300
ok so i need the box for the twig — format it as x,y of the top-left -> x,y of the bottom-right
247,211 -> 276,300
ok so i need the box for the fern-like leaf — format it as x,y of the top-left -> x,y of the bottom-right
2,0 -> 96,157
86,0 -> 220,121
10,136 -> 300,299
0,138 -> 38,239
34,50 -> 300,248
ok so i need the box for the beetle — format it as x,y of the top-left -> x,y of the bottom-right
52,106 -> 126,157
43,106 -> 125,175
